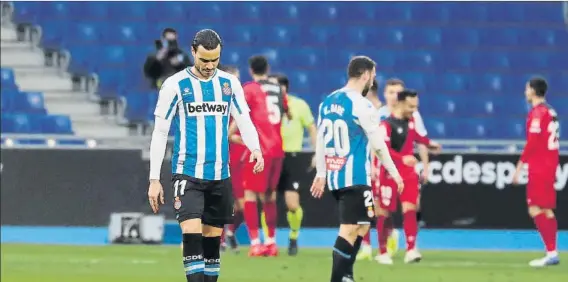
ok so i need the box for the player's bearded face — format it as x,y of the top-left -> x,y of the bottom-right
403,97 -> 418,118
362,71 -> 375,97
524,83 -> 534,103
192,45 -> 221,78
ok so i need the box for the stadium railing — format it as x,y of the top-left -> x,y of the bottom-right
2,134 -> 568,156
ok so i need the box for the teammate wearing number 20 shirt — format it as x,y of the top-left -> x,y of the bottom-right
512,77 -> 560,268
310,56 -> 402,282
229,55 -> 289,258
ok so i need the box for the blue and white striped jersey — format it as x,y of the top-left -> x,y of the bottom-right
317,88 -> 377,190
155,68 -> 250,180
377,106 -> 428,136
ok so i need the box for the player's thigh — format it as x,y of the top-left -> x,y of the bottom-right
242,159 -> 269,192
332,186 -> 375,226
172,174 -> 205,223
268,157 -> 284,191
376,177 -> 398,212
277,153 -> 293,193
202,178 -> 234,228
527,178 -> 557,210
400,177 -> 420,206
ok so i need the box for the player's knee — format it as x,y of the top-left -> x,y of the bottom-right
180,218 -> 202,234
202,225 -> 223,237
338,224 -> 359,241
376,208 -> 390,217
244,190 -> 257,201
528,206 -> 542,218
401,202 -> 417,213
544,209 -> 555,219
357,224 -> 371,236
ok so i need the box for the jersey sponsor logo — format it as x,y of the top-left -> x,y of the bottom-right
222,82 -> 232,95
414,155 -> 568,190
325,156 -> 346,171
186,102 -> 229,116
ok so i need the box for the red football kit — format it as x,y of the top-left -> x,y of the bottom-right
241,79 -> 288,193
521,103 -> 560,209
375,115 -> 431,212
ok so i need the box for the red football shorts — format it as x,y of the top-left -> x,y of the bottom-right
375,175 -> 419,212
527,174 -> 556,209
242,157 -> 284,193
229,144 -> 248,199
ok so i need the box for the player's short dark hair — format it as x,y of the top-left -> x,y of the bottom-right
162,28 -> 177,37
270,73 -> 289,92
385,78 -> 405,88
397,89 -> 418,101
528,77 -> 548,97
191,29 -> 222,51
370,79 -> 379,93
219,64 -> 238,74
248,55 -> 269,75
347,56 -> 376,79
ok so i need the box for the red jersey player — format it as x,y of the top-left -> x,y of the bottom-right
512,77 -> 560,267
375,90 -> 440,265
230,55 -> 289,257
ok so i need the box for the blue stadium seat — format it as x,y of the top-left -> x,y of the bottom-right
446,3 -> 487,22
70,23 -> 102,44
96,70 -> 126,100
478,29 -> 519,47
490,119 -> 525,139
280,48 -> 320,69
423,118 -> 450,139
441,28 -> 479,48
470,51 -> 509,71
1,90 -> 17,112
397,51 -> 435,70
108,2 -> 148,21
374,3 -> 411,23
486,3 -> 523,23
264,25 -> 301,46
548,52 -> 568,71
1,68 -> 17,89
14,92 -> 46,114
409,3 -> 449,23
337,3 -> 376,23
548,97 -> 568,116
68,2 -> 108,21
421,95 -> 457,117
442,52 -> 471,70
1,114 -> 39,133
42,115 -> 73,134
429,73 -> 469,93
147,2 -> 190,22
12,2 -> 39,24
521,3 -> 562,24
123,93 -> 152,123
260,2 -> 301,23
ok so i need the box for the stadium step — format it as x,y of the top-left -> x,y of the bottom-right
0,45 -> 45,67
45,99 -> 101,116
0,25 -> 18,41
16,71 -> 73,92
72,122 -> 130,138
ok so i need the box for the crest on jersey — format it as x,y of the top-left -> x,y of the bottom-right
409,122 -> 414,129
174,197 -> 182,210
222,82 -> 232,95
367,207 -> 374,218
183,87 -> 192,96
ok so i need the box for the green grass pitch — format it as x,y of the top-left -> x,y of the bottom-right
1,244 -> 566,282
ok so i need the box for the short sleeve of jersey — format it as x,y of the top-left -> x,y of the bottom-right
354,97 -> 380,133
377,106 -> 390,122
412,111 -> 428,136
154,78 -> 180,121
230,77 -> 251,117
299,99 -> 315,128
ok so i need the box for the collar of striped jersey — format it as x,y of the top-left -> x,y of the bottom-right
185,67 -> 218,82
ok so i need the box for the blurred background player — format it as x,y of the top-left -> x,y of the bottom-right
357,78 -> 430,261
217,65 -> 244,253
270,73 -> 318,256
147,29 -> 264,282
230,55 -> 289,257
512,77 -> 560,267
375,90 -> 441,265
310,56 -> 403,282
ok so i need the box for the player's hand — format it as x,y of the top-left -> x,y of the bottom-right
428,142 -> 442,155
402,155 -> 418,167
148,180 -> 165,213
250,149 -> 264,174
394,176 -> 404,194
310,176 -> 326,199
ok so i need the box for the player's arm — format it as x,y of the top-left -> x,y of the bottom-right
149,80 -> 179,181
314,103 -> 327,178
357,103 -> 401,181
230,81 -> 261,153
519,113 -> 542,164
283,92 -> 292,120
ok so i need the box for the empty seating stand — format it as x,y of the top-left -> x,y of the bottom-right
9,2 -> 568,139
